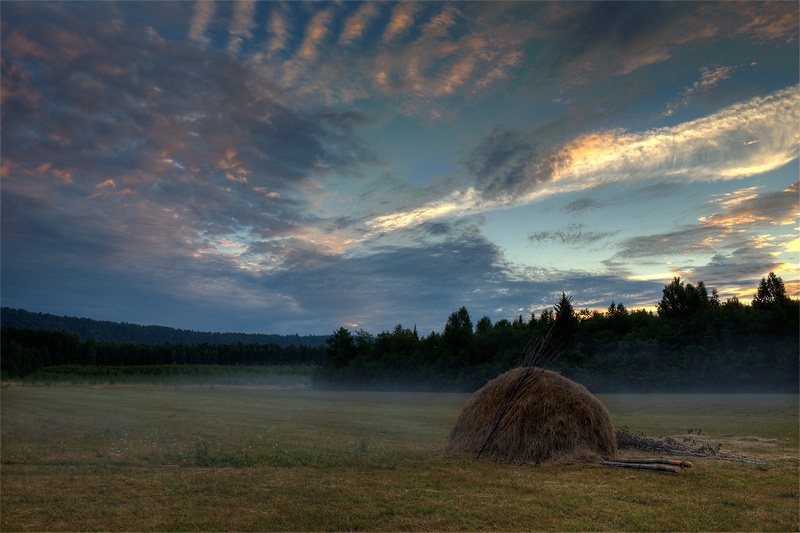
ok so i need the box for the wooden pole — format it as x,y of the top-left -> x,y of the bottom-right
613,457 -> 693,468
602,461 -> 681,473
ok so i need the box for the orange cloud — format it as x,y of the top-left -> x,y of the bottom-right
2,30 -> 48,59
226,171 -> 248,184
188,0 -> 215,44
29,162 -> 73,184
732,2 -> 799,43
298,8 -> 332,60
267,5 -> 290,56
0,61 -> 42,108
339,3 -> 380,45
383,3 -> 419,42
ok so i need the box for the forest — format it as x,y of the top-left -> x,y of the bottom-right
0,330 -> 325,379
313,273 -> 798,392
0,307 -> 328,347
2,274 -> 797,392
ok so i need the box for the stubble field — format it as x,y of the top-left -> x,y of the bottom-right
1,385 -> 797,531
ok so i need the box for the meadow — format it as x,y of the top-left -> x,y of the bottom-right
1,384 -> 797,531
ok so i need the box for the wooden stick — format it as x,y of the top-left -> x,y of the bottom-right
602,461 -> 680,473
613,458 -> 693,468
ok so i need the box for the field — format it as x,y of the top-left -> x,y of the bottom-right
1,385 -> 797,531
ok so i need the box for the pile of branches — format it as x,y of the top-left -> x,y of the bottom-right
616,426 -> 720,456
616,427 -> 773,466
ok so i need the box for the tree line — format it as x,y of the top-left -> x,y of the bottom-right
0,307 -> 328,347
2,274 -> 796,392
0,331 -> 325,379
312,274 -> 798,392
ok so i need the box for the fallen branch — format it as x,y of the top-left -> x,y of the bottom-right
613,457 -> 693,468
602,461 -> 680,473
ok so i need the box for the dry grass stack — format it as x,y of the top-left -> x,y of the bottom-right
444,367 -> 617,464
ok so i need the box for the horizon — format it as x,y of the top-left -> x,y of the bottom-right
2,1 -> 798,335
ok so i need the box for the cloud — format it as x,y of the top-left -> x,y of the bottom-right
542,2 -> 797,85
528,224 -> 618,246
539,2 -> 704,81
297,8 -> 332,60
1,2 -> 376,286
227,0 -> 257,54
281,7 -> 335,84
188,1 -> 215,44
2,29 -> 49,59
366,188 -> 479,234
665,65 -> 736,115
266,3 -> 291,56
464,127 -> 562,201
553,84 -> 799,187
253,225 -> 665,332
366,85 -> 797,236
731,2 -> 799,43
382,3 -> 419,43
339,3 -> 380,45
701,183 -> 799,228
372,7 -> 529,103
609,183 -> 798,278
2,1 -> 797,334
564,198 -> 601,213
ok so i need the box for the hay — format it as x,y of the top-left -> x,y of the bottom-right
444,367 -> 617,464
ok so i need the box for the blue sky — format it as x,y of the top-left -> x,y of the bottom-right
2,1 -> 798,335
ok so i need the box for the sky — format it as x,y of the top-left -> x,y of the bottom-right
1,1 -> 798,335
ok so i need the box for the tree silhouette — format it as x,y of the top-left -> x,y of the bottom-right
752,272 -> 788,308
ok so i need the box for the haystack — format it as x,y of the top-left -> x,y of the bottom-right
444,367 -> 617,464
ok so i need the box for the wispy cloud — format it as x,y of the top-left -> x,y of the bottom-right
281,7 -> 334,84
227,0 -> 257,54
554,84 -> 799,187
610,183 -> 798,277
297,8 -> 332,60
665,65 -> 736,115
382,3 -> 419,43
366,85 -> 798,233
266,3 -> 290,56
528,224 -> 618,246
731,2 -> 799,43
188,1 -> 215,44
339,3 -> 380,46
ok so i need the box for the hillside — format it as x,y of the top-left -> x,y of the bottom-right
0,308 -> 328,347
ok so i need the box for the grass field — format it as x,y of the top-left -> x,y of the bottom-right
1,384 -> 797,531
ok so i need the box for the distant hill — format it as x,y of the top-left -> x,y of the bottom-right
0,308 -> 329,347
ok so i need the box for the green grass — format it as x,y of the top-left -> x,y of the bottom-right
1,385 -> 797,531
